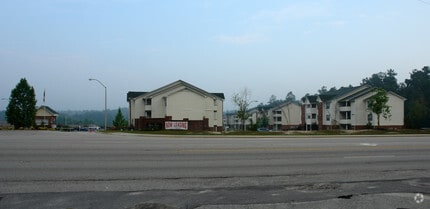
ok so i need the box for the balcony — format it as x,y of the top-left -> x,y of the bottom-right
339,106 -> 351,111
339,119 -> 351,124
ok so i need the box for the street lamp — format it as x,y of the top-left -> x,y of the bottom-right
89,78 -> 107,131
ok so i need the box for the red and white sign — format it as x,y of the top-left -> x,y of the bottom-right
165,121 -> 188,130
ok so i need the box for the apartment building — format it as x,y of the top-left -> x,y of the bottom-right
127,80 -> 224,131
302,85 -> 406,130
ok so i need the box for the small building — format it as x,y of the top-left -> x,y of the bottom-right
35,105 -> 59,128
127,80 -> 224,132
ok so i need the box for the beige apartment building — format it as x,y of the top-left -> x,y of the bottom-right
127,80 -> 224,131
302,85 -> 406,130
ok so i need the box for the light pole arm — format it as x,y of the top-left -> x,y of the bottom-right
89,79 -> 106,89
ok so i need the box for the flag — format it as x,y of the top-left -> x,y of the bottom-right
43,90 -> 46,103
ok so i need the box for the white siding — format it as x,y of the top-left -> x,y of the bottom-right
379,94 -> 405,126
167,89 -> 205,120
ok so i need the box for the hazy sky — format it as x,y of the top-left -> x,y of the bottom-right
1,0 -> 429,111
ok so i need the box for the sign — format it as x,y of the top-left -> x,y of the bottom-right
165,121 -> 188,130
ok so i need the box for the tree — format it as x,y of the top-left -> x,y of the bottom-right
232,88 -> 253,131
400,66 -> 430,128
6,78 -> 37,128
285,91 -> 296,102
367,88 -> 391,128
112,108 -> 128,130
268,95 -> 277,104
318,86 -> 328,94
362,69 -> 399,93
256,113 -> 269,128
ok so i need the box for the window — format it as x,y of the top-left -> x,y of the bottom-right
368,113 -> 373,122
311,104 -> 317,108
326,114 -> 330,121
145,98 -> 152,105
312,114 -> 317,119
340,101 -> 351,107
274,117 -> 281,122
214,110 -> 217,120
326,102 -> 330,109
145,111 -> 152,118
340,111 -> 351,120
273,110 -> 281,114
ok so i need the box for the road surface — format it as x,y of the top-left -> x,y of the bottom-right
0,131 -> 429,209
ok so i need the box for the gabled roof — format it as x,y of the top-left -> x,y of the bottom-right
360,90 -> 407,102
127,80 -> 225,101
268,101 -> 300,110
318,86 -> 363,102
247,107 -> 260,114
339,87 -> 375,102
37,105 -> 59,116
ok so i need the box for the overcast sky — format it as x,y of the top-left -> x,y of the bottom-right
1,0 -> 429,111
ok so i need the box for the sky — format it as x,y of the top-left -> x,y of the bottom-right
1,0 -> 429,111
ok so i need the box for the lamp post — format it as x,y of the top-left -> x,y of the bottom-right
89,78 -> 107,131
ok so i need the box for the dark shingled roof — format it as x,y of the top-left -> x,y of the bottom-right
306,95 -> 318,103
318,86 -> 362,101
211,93 -> 225,99
318,94 -> 337,102
127,91 -> 147,102
339,87 -> 375,102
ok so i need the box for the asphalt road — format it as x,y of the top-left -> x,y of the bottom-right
0,131 -> 429,209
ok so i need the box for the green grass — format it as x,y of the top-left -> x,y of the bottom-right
106,129 -> 220,135
105,128 -> 430,136
224,131 -> 284,136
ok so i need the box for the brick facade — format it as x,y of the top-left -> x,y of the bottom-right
134,116 -> 221,132
317,102 -> 323,130
301,104 -> 306,128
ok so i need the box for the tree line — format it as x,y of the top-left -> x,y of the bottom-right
56,108 -> 129,129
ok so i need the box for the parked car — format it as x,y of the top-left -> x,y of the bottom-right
257,128 -> 271,132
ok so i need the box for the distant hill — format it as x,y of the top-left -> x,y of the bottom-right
56,108 -> 129,127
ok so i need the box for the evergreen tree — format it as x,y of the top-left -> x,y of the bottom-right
112,108 -> 128,130
6,78 -> 37,128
